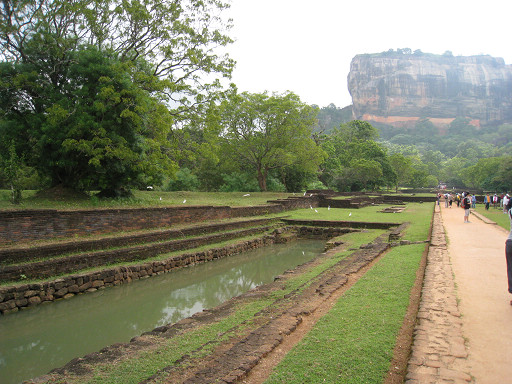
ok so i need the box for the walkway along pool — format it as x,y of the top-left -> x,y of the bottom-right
0,240 -> 325,384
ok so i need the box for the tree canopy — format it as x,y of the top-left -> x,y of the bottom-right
215,91 -> 326,191
0,0 -> 234,195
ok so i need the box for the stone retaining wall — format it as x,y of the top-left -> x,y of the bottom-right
318,198 -> 358,209
319,195 -> 436,209
381,195 -> 436,203
281,219 -> 399,230
0,201 -> 317,245
296,226 -> 358,239
0,234 -> 277,314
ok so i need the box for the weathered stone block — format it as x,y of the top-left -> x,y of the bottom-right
54,288 -> 68,298
104,276 -> 115,283
68,285 -> 80,293
54,279 -> 66,290
24,290 -> 38,298
28,296 -> 42,306
15,298 -> 28,307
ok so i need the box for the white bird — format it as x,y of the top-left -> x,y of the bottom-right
243,193 -> 250,196
303,191 -> 306,196
328,206 -> 331,210
349,212 -> 352,217
302,251 -> 305,255
159,197 -> 162,201
183,199 -> 186,204
314,209 -> 318,213
310,205 -> 313,209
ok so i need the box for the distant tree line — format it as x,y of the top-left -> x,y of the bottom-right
378,117 -> 512,192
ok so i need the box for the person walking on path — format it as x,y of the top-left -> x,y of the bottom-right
484,193 -> 490,210
503,194 -> 510,214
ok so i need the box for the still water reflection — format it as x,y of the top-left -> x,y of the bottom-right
0,240 -> 324,384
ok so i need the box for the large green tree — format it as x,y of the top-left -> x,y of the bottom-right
0,0 -> 234,195
389,153 -> 413,192
216,91 -> 326,191
320,121 -> 395,191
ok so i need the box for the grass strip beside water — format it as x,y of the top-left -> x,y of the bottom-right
86,299 -> 275,384
265,243 -> 425,384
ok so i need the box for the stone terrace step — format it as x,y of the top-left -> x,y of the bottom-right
0,217 -> 283,266
0,224 -> 280,282
281,218 -> 400,230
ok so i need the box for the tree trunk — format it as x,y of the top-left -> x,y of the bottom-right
257,167 -> 267,191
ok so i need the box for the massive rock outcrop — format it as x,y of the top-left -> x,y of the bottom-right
347,52 -> 512,129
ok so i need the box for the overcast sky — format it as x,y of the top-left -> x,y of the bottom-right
226,0 -> 512,108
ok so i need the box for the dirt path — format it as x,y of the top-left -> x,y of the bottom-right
442,205 -> 512,382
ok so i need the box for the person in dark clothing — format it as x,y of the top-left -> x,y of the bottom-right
506,199 -> 512,305
462,193 -> 471,223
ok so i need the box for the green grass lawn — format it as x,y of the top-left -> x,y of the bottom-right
0,189 -> 437,211
0,190 -> 294,210
472,204 -> 510,230
287,202 -> 433,242
265,243 -> 425,384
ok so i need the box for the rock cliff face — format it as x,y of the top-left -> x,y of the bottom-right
347,52 -> 512,128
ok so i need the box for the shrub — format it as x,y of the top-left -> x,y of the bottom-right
166,168 -> 200,191
219,172 -> 260,192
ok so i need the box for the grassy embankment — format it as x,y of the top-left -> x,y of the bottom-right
265,243 -> 424,384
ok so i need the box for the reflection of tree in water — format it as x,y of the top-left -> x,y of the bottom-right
156,241 -> 323,326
